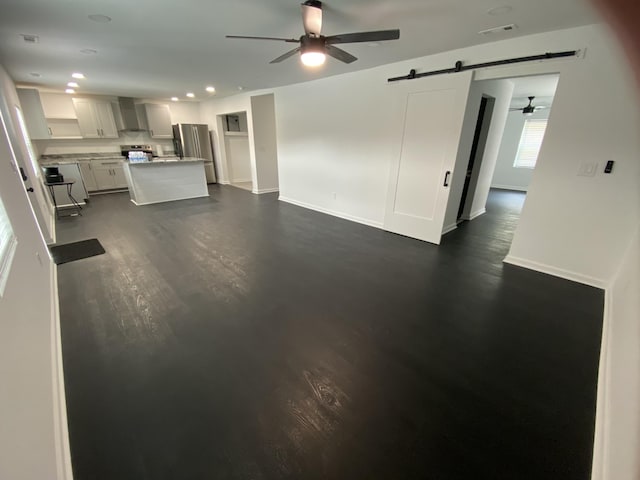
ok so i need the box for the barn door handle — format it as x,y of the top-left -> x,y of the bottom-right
443,171 -> 451,187
19,167 -> 28,181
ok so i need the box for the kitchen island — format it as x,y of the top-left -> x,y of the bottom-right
123,157 -> 209,206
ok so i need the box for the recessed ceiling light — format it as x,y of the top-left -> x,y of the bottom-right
186,92 -> 195,98
205,86 -> 216,93
29,72 -> 41,78
88,14 -> 112,23
65,89 -> 75,94
67,82 -> 79,88
237,86 -> 244,91
80,48 -> 98,55
487,5 -> 513,16
171,97 -> 179,102
71,72 -> 85,79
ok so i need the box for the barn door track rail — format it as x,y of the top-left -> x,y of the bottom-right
387,50 -> 579,83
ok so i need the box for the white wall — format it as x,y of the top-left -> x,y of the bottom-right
225,135 -> 252,183
592,226 -> 640,480
492,110 -> 549,191
270,24 -> 640,288
504,26 -> 640,287
250,94 -> 279,193
0,64 -> 70,480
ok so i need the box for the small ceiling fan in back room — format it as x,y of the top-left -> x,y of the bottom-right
510,96 -> 548,116
226,0 -> 400,67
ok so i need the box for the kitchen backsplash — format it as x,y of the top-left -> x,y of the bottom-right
34,133 -> 175,156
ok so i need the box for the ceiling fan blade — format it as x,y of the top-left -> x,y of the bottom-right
270,47 -> 301,64
509,108 -> 523,111
325,29 -> 400,45
226,35 -> 299,43
534,106 -> 548,110
325,45 -> 358,64
301,0 -> 323,36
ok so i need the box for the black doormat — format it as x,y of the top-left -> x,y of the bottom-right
50,239 -> 105,265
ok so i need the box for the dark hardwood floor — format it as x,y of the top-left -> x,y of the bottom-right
56,187 -> 604,480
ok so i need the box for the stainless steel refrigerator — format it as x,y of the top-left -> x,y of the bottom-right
172,124 -> 217,183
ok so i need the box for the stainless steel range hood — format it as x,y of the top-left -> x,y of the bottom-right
118,97 -> 147,132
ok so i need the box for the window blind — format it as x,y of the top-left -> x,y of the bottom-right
514,119 -> 548,169
0,194 -> 17,295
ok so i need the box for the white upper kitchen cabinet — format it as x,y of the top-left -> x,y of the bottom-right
40,92 -> 77,119
144,104 -> 173,138
73,98 -> 100,138
73,98 -> 119,139
16,88 -> 50,140
94,101 -> 118,138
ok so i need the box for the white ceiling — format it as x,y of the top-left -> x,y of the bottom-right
0,0 -> 596,100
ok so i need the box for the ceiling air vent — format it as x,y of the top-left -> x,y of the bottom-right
21,34 -> 39,44
478,24 -> 517,36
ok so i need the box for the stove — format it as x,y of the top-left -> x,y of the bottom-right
120,144 -> 153,162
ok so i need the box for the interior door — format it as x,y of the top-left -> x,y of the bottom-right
0,97 -> 60,479
384,71 -> 473,244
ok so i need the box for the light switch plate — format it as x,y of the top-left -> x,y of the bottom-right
578,162 -> 598,177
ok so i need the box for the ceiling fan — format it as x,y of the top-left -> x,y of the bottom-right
226,0 -> 400,67
510,96 -> 547,116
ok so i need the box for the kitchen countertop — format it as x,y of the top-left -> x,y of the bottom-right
126,157 -> 205,165
39,154 -> 180,165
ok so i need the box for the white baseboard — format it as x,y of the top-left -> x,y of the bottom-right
253,187 -> 279,194
279,196 -> 383,229
590,288 -> 612,480
503,254 -> 607,288
491,184 -> 528,192
218,180 -> 231,185
460,208 -> 486,221
442,223 -> 458,235
232,178 -> 252,183
51,266 -> 73,480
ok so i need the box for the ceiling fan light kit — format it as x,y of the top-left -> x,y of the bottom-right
300,35 -> 326,67
226,1 -> 400,67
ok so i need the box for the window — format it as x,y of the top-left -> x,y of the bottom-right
15,106 -> 41,179
514,118 -> 548,169
0,194 -> 17,296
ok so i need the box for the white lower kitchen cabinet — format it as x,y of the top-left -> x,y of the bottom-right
93,160 -> 128,190
79,161 -> 98,192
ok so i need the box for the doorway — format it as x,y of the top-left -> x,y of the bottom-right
457,96 -> 495,221
220,112 -> 253,192
448,74 -> 559,237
